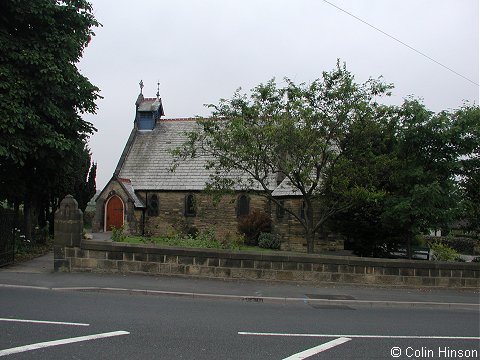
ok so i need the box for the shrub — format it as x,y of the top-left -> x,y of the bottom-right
258,232 -> 281,250
111,226 -> 126,242
221,231 -> 245,250
195,227 -> 217,244
424,236 -> 478,255
186,226 -> 199,238
170,217 -> 189,236
430,242 -> 461,262
237,211 -> 272,246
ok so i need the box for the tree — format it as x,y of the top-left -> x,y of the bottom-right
381,100 -> 465,257
0,0 -> 100,239
451,105 -> 480,234
174,63 -> 392,253
328,105 -> 399,257
332,100 -> 478,257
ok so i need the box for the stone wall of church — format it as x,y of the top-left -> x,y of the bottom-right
137,192 -> 343,254
136,191 -> 269,239
94,181 -> 343,253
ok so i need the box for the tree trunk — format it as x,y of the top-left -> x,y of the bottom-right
23,191 -> 39,243
406,235 -> 412,259
23,195 -> 32,242
306,228 -> 315,254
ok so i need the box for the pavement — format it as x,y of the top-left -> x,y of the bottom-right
0,252 -> 479,310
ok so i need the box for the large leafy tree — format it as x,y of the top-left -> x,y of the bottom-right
174,63 -> 391,253
332,100 -> 479,257
381,100 -> 470,257
452,105 -> 480,234
328,105 -> 398,257
0,0 -> 100,239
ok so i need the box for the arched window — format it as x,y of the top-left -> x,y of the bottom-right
276,200 -> 285,220
237,194 -> 250,217
300,201 -> 306,219
185,194 -> 196,217
147,194 -> 159,216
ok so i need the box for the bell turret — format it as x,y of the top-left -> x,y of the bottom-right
135,80 -> 165,130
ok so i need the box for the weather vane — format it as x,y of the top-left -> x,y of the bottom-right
139,80 -> 144,94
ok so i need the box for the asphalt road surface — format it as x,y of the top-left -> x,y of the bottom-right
0,286 -> 478,359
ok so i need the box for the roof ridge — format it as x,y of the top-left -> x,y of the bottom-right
159,117 -> 199,122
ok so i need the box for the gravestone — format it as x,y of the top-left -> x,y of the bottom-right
54,195 -> 83,271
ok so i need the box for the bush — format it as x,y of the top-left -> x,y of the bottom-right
424,236 -> 479,255
221,231 -> 245,250
430,242 -> 461,262
195,227 -> 217,244
111,226 -> 126,242
258,232 -> 281,250
237,211 -> 272,246
186,226 -> 199,238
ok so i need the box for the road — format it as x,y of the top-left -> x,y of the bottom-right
0,286 -> 478,359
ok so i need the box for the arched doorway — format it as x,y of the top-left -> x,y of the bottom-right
105,195 -> 124,231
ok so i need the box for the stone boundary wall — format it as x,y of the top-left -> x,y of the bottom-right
54,240 -> 480,288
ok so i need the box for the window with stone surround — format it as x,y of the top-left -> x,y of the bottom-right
237,194 -> 250,217
276,200 -> 285,220
147,194 -> 159,216
184,194 -> 196,217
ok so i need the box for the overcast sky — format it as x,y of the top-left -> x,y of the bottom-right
79,0 -> 479,189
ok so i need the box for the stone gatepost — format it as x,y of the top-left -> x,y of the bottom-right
54,195 -> 83,271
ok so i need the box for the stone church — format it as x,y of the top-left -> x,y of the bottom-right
93,85 -> 340,253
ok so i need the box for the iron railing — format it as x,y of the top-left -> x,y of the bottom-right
0,211 -> 16,267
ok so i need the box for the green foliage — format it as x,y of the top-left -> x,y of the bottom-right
111,226 -> 126,242
452,105 -> 480,234
173,62 -> 393,253
0,0 -> 100,238
258,232 -> 281,250
222,231 -> 245,249
425,236 -> 478,255
380,100 -> 462,254
332,100 -> 479,258
125,228 -> 244,251
430,242 -> 461,262
14,228 -> 31,253
237,211 -> 272,246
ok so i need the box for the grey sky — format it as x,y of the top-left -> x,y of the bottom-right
79,0 -> 479,188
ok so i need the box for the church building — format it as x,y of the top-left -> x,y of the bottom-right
93,83 -> 342,253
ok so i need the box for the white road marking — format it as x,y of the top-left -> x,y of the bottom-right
282,337 -> 351,360
0,331 -> 130,357
0,318 -> 89,327
0,284 -> 49,290
238,332 -> 480,340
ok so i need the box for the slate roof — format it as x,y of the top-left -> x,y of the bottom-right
118,178 -> 145,207
271,177 -> 302,197
117,118 -> 272,191
138,97 -> 164,113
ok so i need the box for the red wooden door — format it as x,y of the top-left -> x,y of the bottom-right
106,196 -> 124,230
